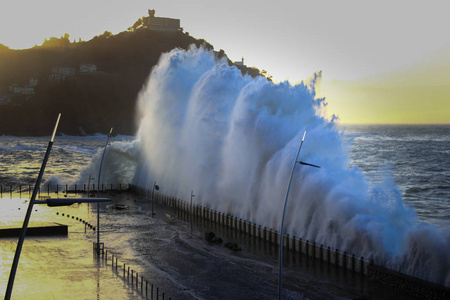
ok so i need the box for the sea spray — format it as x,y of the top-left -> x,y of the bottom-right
79,46 -> 449,286
74,139 -> 139,187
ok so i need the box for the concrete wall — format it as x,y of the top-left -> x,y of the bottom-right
129,184 -> 369,275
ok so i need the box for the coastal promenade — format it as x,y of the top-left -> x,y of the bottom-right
1,185 -> 448,299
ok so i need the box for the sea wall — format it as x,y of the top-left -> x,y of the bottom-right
128,184 -> 450,300
130,184 -> 369,273
2,183 -> 448,299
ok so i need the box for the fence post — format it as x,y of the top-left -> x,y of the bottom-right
327,247 -> 331,264
352,254 -> 355,272
320,244 -> 323,262
343,251 -> 347,270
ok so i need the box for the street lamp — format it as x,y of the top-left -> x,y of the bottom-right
4,115 -> 111,300
190,190 -> 195,233
278,131 -> 320,300
87,175 -> 94,198
4,114 -> 61,300
96,128 -> 113,254
190,190 -> 195,217
151,181 -> 160,217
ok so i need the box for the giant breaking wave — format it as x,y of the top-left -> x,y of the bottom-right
79,46 -> 449,286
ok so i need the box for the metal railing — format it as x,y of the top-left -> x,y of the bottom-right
0,183 -> 131,199
129,184 -> 370,275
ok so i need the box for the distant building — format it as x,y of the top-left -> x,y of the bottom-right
49,72 -> 65,84
8,84 -> 17,93
79,64 -> 97,73
52,66 -> 75,77
9,85 -> 34,95
29,75 -> 39,87
0,95 -> 12,105
235,57 -> 245,66
143,9 -> 182,32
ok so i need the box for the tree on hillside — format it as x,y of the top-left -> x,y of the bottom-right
128,18 -> 143,31
0,43 -> 10,51
42,33 -> 70,48
96,31 -> 113,39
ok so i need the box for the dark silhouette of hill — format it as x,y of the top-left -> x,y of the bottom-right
0,30 -> 261,136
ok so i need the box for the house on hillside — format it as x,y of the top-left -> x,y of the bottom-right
143,9 -> 182,32
0,95 -> 11,105
29,75 -> 39,87
79,64 -> 97,73
8,84 -> 35,95
49,72 -> 65,84
52,66 -> 76,77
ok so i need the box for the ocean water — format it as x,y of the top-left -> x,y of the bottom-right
0,135 -> 135,188
0,125 -> 449,298
342,124 -> 450,230
1,125 -> 448,231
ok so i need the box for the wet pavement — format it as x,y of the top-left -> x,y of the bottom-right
1,191 -> 420,299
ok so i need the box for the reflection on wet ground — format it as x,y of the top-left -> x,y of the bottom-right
1,192 -> 419,299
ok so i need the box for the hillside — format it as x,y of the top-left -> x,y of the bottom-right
0,29 -> 261,136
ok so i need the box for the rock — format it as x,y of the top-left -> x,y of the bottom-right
224,242 -> 241,251
205,231 -> 216,242
205,232 -> 223,244
212,236 -> 223,244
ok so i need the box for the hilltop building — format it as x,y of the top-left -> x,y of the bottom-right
143,10 -> 182,32
235,57 -> 245,66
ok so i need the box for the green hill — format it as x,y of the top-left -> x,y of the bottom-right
0,29 -> 261,136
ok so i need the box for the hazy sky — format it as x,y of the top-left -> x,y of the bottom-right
1,0 -> 449,123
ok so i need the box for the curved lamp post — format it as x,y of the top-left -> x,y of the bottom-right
4,115 -> 111,299
96,128 -> 113,254
4,114 -> 61,300
151,181 -> 159,217
278,131 -> 320,300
